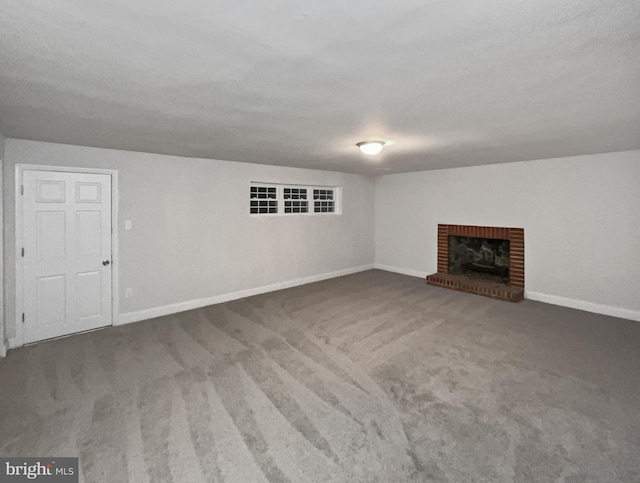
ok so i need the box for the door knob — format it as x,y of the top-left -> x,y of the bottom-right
102,260 -> 110,266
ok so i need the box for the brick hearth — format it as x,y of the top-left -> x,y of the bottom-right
427,224 -> 524,302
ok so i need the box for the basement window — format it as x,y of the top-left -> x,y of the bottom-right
250,185 -> 278,214
284,187 -> 309,213
250,183 -> 341,216
313,189 -> 335,213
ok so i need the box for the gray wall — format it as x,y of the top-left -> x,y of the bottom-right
3,139 -> 375,342
5,138 -> 637,349
375,150 -> 640,321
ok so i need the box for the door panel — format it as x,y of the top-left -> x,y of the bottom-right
37,275 -> 66,326
23,170 -> 112,343
76,211 -> 102,257
36,180 -> 66,203
75,182 -> 102,203
36,211 -> 66,261
76,271 -> 102,319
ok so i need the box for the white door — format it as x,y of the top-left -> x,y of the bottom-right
22,170 -> 112,343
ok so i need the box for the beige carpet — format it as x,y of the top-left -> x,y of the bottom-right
1,270 -> 639,482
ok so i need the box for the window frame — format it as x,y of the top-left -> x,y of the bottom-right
283,186 -> 310,214
249,184 -> 279,215
312,187 -> 337,214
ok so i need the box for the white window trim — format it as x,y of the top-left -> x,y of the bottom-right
249,182 -> 342,217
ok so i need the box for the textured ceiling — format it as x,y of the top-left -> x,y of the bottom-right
1,0 -> 639,174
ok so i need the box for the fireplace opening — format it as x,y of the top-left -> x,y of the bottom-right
448,236 -> 510,283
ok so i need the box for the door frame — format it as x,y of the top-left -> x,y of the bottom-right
15,164 -> 119,347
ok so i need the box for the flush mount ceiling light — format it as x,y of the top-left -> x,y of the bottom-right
356,140 -> 385,155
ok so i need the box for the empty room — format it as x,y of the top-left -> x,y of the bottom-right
1,1 -> 639,482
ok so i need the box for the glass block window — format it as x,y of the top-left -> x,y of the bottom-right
284,188 -> 308,213
313,189 -> 335,213
250,185 -> 277,214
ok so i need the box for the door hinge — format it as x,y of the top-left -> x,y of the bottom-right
22,313 -> 25,323
21,248 -> 25,257
21,185 -> 24,195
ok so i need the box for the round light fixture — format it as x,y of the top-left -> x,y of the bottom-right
356,140 -> 385,155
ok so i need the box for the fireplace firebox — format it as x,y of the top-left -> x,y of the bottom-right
426,224 -> 524,302
449,236 -> 510,282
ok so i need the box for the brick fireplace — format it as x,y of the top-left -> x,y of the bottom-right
426,224 -> 524,302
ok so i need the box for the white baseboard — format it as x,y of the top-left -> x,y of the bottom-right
525,291 -> 640,322
117,264 -> 375,326
374,263 -> 429,279
0,339 -> 6,358
375,264 -> 640,322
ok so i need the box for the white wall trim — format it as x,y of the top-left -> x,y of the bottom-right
0,339 -> 7,358
14,164 -> 120,348
374,263 -> 428,279
118,264 -> 374,325
525,291 -> 640,322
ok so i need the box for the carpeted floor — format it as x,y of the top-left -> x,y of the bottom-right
1,270 -> 639,482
